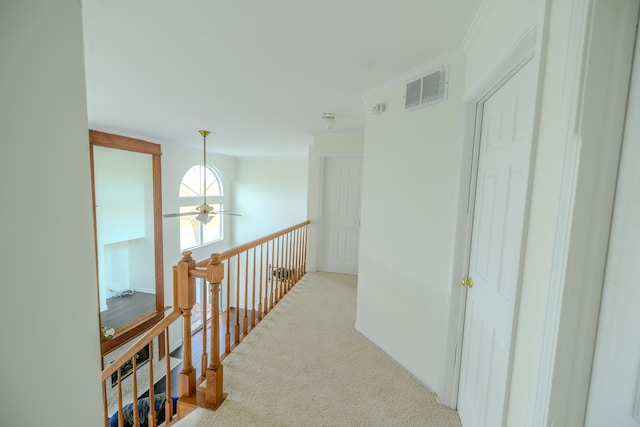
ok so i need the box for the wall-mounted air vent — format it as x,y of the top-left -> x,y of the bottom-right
405,66 -> 449,110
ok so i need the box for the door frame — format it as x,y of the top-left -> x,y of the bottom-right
532,1 -> 639,425
437,26 -> 542,409
316,153 -> 363,273
438,1 -> 639,424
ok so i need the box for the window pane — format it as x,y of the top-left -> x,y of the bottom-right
205,177 -> 221,197
179,206 -> 201,250
203,204 -> 222,243
179,166 -> 222,197
179,167 -> 201,197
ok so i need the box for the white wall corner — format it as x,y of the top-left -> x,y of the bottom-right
354,323 -> 438,393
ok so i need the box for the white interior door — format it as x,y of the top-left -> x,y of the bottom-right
457,59 -> 537,427
585,25 -> 640,427
318,156 -> 362,275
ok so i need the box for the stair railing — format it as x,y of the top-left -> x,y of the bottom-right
175,220 -> 310,416
100,221 -> 310,424
101,310 -> 182,427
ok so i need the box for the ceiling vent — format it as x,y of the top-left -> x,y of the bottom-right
405,66 -> 449,110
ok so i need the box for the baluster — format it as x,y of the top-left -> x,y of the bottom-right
164,326 -> 173,424
297,227 -> 302,280
283,233 -> 288,295
292,228 -> 298,283
258,244 -> 264,321
303,224 -> 308,274
205,253 -> 226,408
200,278 -> 208,379
288,231 -> 293,291
275,236 -> 281,303
251,247 -> 257,328
132,356 -> 140,427
102,381 -> 108,427
176,251 -> 196,399
277,236 -> 284,302
235,254 -> 241,344
243,250 -> 249,336
225,260 -> 231,354
148,342 -> 156,427
117,369 -> 124,427
269,239 -> 275,311
284,232 -> 289,294
298,226 -> 303,277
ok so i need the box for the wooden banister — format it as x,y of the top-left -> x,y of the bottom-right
101,309 -> 181,427
166,221 -> 309,418
195,221 -> 310,266
176,251 -> 196,400
204,253 -> 225,407
101,310 -> 180,380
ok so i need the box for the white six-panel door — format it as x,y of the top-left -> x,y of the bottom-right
585,23 -> 640,427
457,59 -> 536,427
318,156 -> 362,275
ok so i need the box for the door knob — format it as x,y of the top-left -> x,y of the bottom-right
460,277 -> 474,288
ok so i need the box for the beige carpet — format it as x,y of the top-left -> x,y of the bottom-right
178,272 -> 461,427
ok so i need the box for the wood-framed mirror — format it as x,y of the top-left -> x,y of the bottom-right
89,130 -> 165,355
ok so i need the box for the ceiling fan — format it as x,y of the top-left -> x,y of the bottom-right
163,130 -> 241,224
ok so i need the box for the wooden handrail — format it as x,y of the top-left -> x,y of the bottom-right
101,310 -> 181,380
189,268 -> 207,279
195,221 -> 311,267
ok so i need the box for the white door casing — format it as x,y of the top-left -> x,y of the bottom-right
457,59 -> 537,427
318,156 -> 363,275
585,23 -> 640,426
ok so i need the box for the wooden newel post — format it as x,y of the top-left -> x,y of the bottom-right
205,253 -> 226,408
177,251 -> 196,399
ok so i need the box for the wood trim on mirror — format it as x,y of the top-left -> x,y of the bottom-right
89,130 -> 165,356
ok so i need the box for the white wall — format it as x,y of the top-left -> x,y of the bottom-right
355,55 -> 466,390
228,157 -> 308,310
306,133 -> 364,272
354,0 -> 597,423
0,1 -> 103,425
234,157 -> 309,245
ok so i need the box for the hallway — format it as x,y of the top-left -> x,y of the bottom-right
176,272 -> 460,426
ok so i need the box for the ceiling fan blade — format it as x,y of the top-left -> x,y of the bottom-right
163,211 -> 198,218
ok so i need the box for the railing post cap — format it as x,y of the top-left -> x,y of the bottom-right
181,251 -> 193,262
210,253 -> 221,264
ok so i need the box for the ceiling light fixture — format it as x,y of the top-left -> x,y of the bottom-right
322,112 -> 336,130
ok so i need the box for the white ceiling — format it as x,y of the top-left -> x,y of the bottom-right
81,0 -> 483,157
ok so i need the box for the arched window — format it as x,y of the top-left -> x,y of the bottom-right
179,165 -> 223,250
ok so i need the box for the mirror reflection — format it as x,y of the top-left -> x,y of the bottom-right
94,146 -> 156,330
